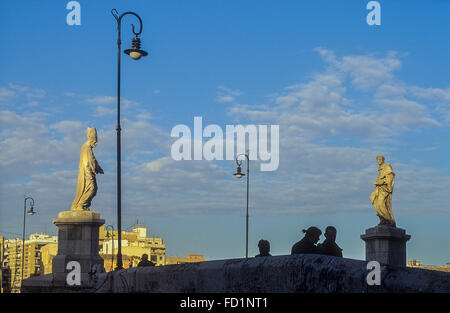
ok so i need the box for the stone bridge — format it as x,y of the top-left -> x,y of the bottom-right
23,254 -> 450,293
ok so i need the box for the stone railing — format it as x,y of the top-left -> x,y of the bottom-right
22,254 -> 450,293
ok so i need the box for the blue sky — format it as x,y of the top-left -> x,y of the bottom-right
0,1 -> 449,265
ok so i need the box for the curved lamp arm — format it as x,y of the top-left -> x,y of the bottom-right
235,153 -> 249,166
112,9 -> 144,36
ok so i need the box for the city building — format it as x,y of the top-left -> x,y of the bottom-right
407,259 -> 450,273
39,243 -> 57,275
1,235 -> 9,293
1,225 -> 206,292
39,225 -> 167,273
165,254 -> 206,265
1,235 -> 3,263
2,233 -> 57,293
102,254 -> 132,271
99,225 -> 166,268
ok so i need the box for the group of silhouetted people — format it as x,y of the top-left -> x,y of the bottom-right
255,226 -> 343,258
137,226 -> 342,265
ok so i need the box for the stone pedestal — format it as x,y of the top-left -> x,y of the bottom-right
51,210 -> 105,287
361,225 -> 411,267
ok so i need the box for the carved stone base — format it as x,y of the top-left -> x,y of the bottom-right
361,225 -> 411,267
51,210 -> 105,287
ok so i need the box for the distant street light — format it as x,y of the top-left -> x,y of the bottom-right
105,225 -> 115,271
233,153 -> 250,258
111,9 -> 148,269
21,196 -> 36,290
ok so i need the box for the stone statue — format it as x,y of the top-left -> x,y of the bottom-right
370,155 -> 396,227
71,127 -> 104,211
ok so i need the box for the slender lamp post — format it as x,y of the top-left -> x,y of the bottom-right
105,225 -> 115,271
233,154 -> 250,258
21,196 -> 36,289
111,9 -> 148,269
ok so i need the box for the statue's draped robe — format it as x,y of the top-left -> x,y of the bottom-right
71,142 -> 99,210
370,163 -> 395,224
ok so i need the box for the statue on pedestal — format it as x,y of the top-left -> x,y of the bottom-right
370,155 -> 396,227
71,127 -> 104,211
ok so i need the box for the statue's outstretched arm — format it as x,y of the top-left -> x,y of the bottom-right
95,160 -> 104,174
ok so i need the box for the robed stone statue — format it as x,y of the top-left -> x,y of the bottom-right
370,155 -> 396,227
71,127 -> 104,211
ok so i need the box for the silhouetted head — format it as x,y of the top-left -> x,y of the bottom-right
302,226 -> 322,244
258,239 -> 270,255
324,226 -> 337,242
141,254 -> 148,261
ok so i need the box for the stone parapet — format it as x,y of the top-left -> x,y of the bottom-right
23,254 -> 450,293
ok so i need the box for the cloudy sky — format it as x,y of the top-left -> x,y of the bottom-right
1,1 -> 449,265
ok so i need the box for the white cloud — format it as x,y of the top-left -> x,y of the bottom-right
231,48 -> 442,141
0,88 -> 14,101
315,48 -> 401,90
216,95 -> 235,103
215,86 -> 242,103
95,105 -> 116,116
87,96 -> 133,106
141,157 -> 174,172
86,96 -> 116,104
1,48 -> 449,225
228,103 -> 277,121
0,83 -> 46,107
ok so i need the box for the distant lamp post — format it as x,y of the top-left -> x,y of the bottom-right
21,196 -> 36,289
233,153 -> 250,258
105,225 -> 115,271
111,8 -> 148,269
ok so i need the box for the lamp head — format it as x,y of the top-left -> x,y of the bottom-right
27,206 -> 36,215
124,36 -> 148,60
233,165 -> 245,179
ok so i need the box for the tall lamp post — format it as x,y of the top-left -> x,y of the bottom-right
233,153 -> 250,258
21,196 -> 36,289
111,9 -> 148,269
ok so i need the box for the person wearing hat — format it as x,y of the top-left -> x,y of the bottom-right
291,226 -> 322,255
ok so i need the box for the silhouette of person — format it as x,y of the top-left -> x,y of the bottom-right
317,226 -> 343,257
137,254 -> 155,267
291,226 -> 322,255
2,262 -> 11,293
255,239 -> 272,257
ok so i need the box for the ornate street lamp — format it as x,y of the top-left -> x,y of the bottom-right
233,154 -> 250,258
21,196 -> 36,290
111,9 -> 148,269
